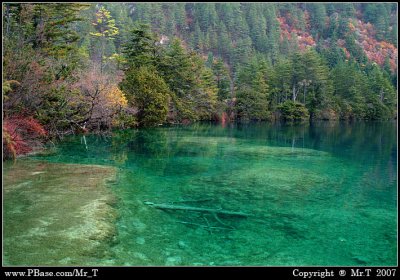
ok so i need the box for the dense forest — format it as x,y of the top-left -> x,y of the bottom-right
2,3 -> 398,159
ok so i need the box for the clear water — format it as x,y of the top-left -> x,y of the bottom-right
3,121 -> 397,266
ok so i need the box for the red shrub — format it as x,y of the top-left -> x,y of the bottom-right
3,116 -> 47,160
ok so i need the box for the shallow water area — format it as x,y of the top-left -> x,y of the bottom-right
3,160 -> 118,265
3,121 -> 397,266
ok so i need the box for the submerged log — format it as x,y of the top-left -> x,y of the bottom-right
176,221 -> 234,231
144,201 -> 252,217
170,198 -> 213,204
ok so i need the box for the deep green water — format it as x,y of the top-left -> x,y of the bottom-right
3,121 -> 398,266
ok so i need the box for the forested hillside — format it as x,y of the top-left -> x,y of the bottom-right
2,3 -> 398,159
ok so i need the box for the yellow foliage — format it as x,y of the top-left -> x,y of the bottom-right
105,86 -> 128,108
348,22 -> 356,32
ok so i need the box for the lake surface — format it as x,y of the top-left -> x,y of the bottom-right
3,121 -> 397,266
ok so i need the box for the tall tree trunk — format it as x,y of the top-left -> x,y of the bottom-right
5,4 -> 11,36
100,37 -> 105,74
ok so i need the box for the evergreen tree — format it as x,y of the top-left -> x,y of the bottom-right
4,2 -> 398,130
330,61 -> 368,118
280,36 -> 291,56
90,5 -> 119,73
212,59 -> 232,101
193,20 -> 203,51
289,32 -> 299,53
216,21 -> 232,61
26,3 -> 88,57
232,36 -> 253,71
134,3 -> 151,24
368,65 -> 396,118
216,3 -> 235,34
375,14 -> 389,41
309,3 -> 327,39
174,3 -> 187,33
390,17 -> 397,46
247,4 -> 268,52
122,23 -> 159,69
103,3 -> 134,53
163,3 -> 176,36
232,3 -> 249,39
235,57 -> 270,120
120,66 -> 170,126
194,65 -> 218,120
206,52 -> 214,68
265,5 -> 281,64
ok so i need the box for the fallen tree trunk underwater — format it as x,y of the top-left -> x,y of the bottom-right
143,201 -> 253,217
176,220 -> 234,231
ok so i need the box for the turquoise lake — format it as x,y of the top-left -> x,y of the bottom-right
3,121 -> 397,266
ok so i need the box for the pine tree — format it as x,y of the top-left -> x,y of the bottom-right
232,36 -> 253,72
390,17 -> 397,46
296,9 -> 306,31
232,4 -> 249,39
216,21 -> 232,61
90,5 -> 119,73
235,57 -> 270,120
28,3 -> 88,57
246,4 -> 267,52
363,4 -> 378,24
368,65 -> 396,116
331,61 -> 368,118
309,3 -> 327,39
280,35 -> 290,56
375,14 -> 389,41
212,58 -> 232,101
103,3 -> 134,53
207,26 -> 218,52
120,66 -> 170,126
163,3 -> 176,36
217,3 -> 235,34
193,20 -> 204,51
265,5 -> 281,64
150,3 -> 166,34
174,3 -> 187,33
339,3 -> 355,18
195,66 -> 218,120
134,3 -> 151,24
289,32 -> 299,53
122,23 -> 159,69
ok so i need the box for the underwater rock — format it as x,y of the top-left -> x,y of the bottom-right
165,256 -> 182,266
352,256 -> 370,265
136,237 -> 145,245
3,160 -> 118,266
133,252 -> 148,261
131,219 -> 147,232
178,241 -> 188,249
222,260 -> 242,265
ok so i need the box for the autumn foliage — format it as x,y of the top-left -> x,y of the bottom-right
353,20 -> 397,72
278,15 -> 316,51
3,116 -> 47,160
71,68 -> 129,130
278,12 -> 397,72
